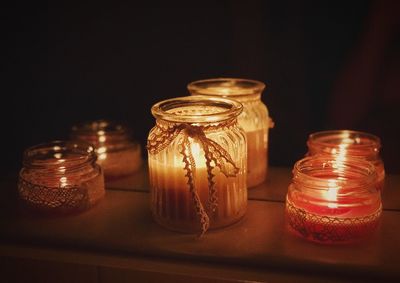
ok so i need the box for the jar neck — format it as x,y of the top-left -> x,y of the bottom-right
291,156 -> 378,201
307,130 -> 381,161
151,96 -> 243,125
71,120 -> 134,151
155,117 -> 238,132
23,141 -> 96,174
233,93 -> 262,103
187,78 -> 265,103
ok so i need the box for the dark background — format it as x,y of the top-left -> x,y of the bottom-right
2,0 -> 399,176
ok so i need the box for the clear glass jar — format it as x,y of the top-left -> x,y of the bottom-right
307,130 -> 385,191
188,78 -> 273,188
18,141 -> 105,214
147,96 -> 247,235
286,155 -> 382,244
71,120 -> 142,180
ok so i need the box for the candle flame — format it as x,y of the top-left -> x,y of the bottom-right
331,143 -> 349,162
326,179 -> 338,208
219,87 -> 232,95
326,135 -> 352,209
60,176 -> 68,188
97,146 -> 107,160
191,142 -> 206,167
191,142 -> 201,157
182,141 -> 206,168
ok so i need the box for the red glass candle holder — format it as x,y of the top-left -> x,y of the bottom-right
285,156 -> 382,244
307,130 -> 385,191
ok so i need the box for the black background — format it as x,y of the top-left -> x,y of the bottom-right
2,0 -> 399,176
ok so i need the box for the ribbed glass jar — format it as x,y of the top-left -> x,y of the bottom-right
18,141 -> 105,214
147,96 -> 247,235
71,120 -> 142,180
286,156 -> 382,244
188,78 -> 272,188
307,130 -> 385,191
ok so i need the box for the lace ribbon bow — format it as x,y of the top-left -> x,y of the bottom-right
147,122 -> 239,236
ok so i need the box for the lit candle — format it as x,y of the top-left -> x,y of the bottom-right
18,141 -> 105,214
188,78 -> 273,188
307,130 -> 385,191
71,120 -> 142,181
148,96 -> 247,235
149,141 -> 246,233
285,156 -> 382,244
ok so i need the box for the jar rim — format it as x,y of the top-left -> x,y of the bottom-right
308,130 -> 381,150
71,119 -> 128,136
23,140 -> 96,169
151,96 -> 243,124
187,78 -> 266,98
293,155 -> 377,191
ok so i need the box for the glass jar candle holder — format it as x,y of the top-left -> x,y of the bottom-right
188,78 -> 273,188
147,96 -> 247,235
307,130 -> 385,191
18,141 -> 105,214
285,156 -> 382,244
71,120 -> 142,181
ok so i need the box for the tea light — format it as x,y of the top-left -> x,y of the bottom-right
285,156 -> 382,244
18,141 -> 105,214
71,120 -> 142,181
188,78 -> 273,188
307,130 -> 385,190
147,96 -> 247,235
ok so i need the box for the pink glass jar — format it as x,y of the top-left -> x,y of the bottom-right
18,141 -> 105,214
286,155 -> 382,244
307,130 -> 385,191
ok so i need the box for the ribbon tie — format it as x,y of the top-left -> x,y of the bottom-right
147,121 -> 239,236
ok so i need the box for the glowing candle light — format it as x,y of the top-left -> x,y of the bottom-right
188,78 -> 273,188
326,180 -> 338,209
307,130 -> 385,190
18,141 -> 105,214
71,120 -> 142,181
147,96 -> 247,235
285,156 -> 382,244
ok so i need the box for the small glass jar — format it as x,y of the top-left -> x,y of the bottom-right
147,96 -> 247,235
188,78 -> 273,188
71,120 -> 142,180
18,141 -> 105,214
307,130 -> 385,191
285,156 -> 382,244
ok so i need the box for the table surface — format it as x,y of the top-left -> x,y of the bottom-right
1,167 -> 399,282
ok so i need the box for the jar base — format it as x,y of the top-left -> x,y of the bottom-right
152,208 -> 246,234
18,194 -> 104,216
285,200 -> 381,244
18,176 -> 105,215
247,174 -> 267,189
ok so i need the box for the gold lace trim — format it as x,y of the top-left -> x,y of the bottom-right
147,120 -> 239,236
286,200 -> 381,243
18,178 -> 90,212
